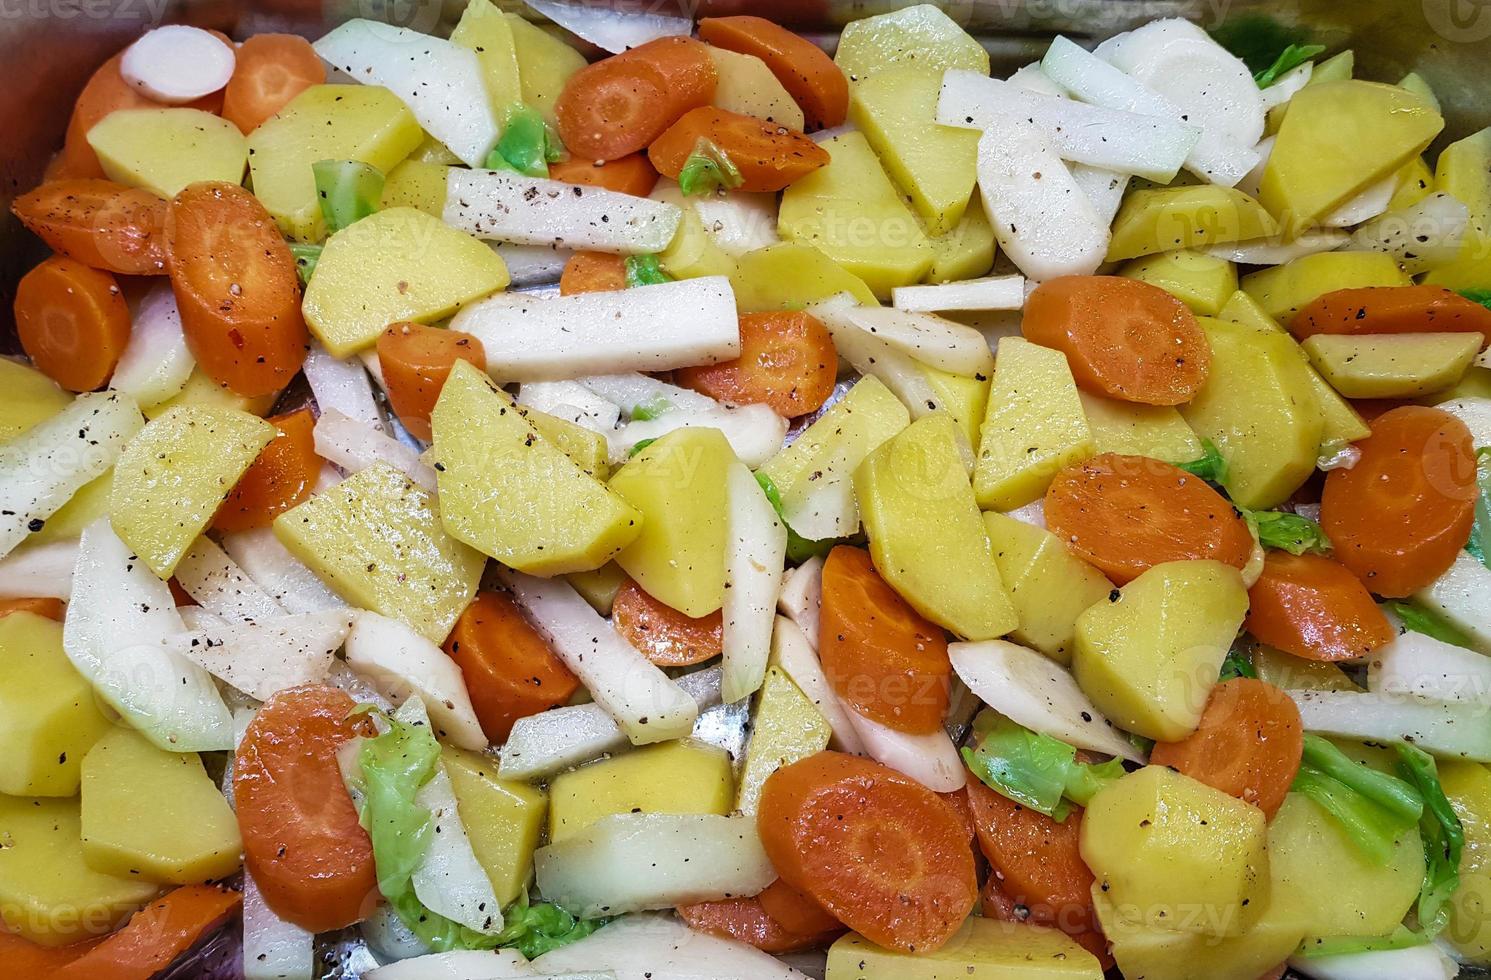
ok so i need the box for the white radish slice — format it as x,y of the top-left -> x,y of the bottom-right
120,26 -> 235,104
1203,229 -> 1349,266
834,305 -> 996,376
610,404 -> 787,469
446,168 -> 681,254
242,870 -> 314,980
576,372 -> 718,416
456,277 -> 740,383
168,608 -> 353,701
517,380 -> 623,434
172,536 -> 286,625
1436,397 -> 1491,448
1287,689 -> 1491,761
218,526 -> 345,615
497,568 -> 698,744
1289,941 -> 1458,980
938,69 -> 1199,184
1414,552 -> 1491,652
1260,61 -> 1313,111
776,557 -> 824,646
812,296 -> 947,419
111,284 -> 195,410
847,709 -> 966,792
1008,61 -> 1066,97
1236,135 -> 1274,199
523,0 -> 691,54
974,122 -> 1109,282
769,616 -> 865,756
344,610 -> 487,750
1368,630 -> 1491,702
313,409 -> 437,492
1350,192 -> 1470,274
303,342 -> 382,432
0,538 -> 77,599
1323,173 -> 1399,228
652,181 -> 779,257
893,275 -> 1026,313
491,243 -> 571,288
364,950 -> 534,980
532,913 -> 810,980
722,462 -> 787,704
1069,166 -> 1129,225
1003,499 -> 1047,529
948,639 -> 1146,762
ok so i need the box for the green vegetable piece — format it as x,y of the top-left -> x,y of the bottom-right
490,890 -> 605,959
1254,43 -> 1326,87
629,396 -> 671,422
624,254 -> 672,289
1248,509 -> 1332,555
626,438 -> 657,459
1295,926 -> 1428,959
962,711 -> 1125,821
1177,437 -> 1229,484
678,138 -> 744,197
490,105 -> 564,178
1395,742 -> 1465,939
1384,599 -> 1478,650
1468,447 -> 1490,569
1219,645 -> 1258,681
312,159 -> 385,233
289,243 -> 321,285
754,472 -> 842,565
1291,734 -> 1424,865
1462,289 -> 1491,312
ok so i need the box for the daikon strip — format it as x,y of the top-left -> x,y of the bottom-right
769,616 -> 865,756
344,610 -> 487,750
446,168 -> 681,253
219,527 -> 345,615
722,462 -> 787,703
121,26 -> 235,104
169,608 -> 353,701
172,537 -> 286,624
610,403 -> 787,468
523,0 -> 691,54
111,284 -> 195,410
313,409 -> 437,492
304,342 -> 383,431
0,538 -> 77,599
893,275 -> 1026,313
848,709 -> 966,792
833,305 -> 996,376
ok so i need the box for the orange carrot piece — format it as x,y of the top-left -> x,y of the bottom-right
674,310 -> 837,417
375,322 -> 486,442
610,576 -> 723,667
1291,284 -> 1491,345
14,255 -> 131,392
220,33 -> 325,133
0,597 -> 65,621
213,409 -> 318,532
648,106 -> 829,193
556,36 -> 717,161
559,251 -> 628,296
548,153 -> 660,197
697,16 -> 849,130
11,179 -> 167,276
49,885 -> 241,980
1245,551 -> 1395,661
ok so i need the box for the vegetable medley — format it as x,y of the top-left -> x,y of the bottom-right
4,3 -> 1491,978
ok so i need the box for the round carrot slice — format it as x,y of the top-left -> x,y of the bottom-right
164,182 -> 308,397
559,251 -> 628,296
443,591 -> 580,742
675,310 -> 838,417
1023,276 -> 1211,405
234,684 -> 378,932
375,322 -> 486,442
755,877 -> 843,937
11,179 -> 167,275
1044,453 -> 1254,585
14,256 -> 131,392
965,778 -> 1095,933
556,36 -> 717,162
548,153 -> 659,197
1245,551 -> 1395,661
818,546 -> 950,734
611,576 -> 722,667
221,33 -> 326,134
1150,678 -> 1303,818
213,408 -> 318,532
1291,285 -> 1491,344
647,106 -> 830,193
676,895 -> 841,954
0,597 -> 65,621
1320,406 -> 1477,597
758,751 -> 977,953
697,16 -> 849,130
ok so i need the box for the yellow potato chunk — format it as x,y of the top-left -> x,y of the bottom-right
1073,560 -> 1249,741
1240,251 -> 1410,325
708,47 -> 804,131
431,361 -> 639,575
303,207 -> 510,357
143,366 -> 277,420
1254,645 -> 1360,693
925,205 -> 997,283
1437,127 -> 1491,239
826,917 -> 1102,979
659,204 -> 737,281
247,84 -> 422,241
1441,761 -> 1491,963
729,242 -> 878,311
607,428 -> 735,618
736,667 -> 831,816
974,337 -> 1094,511
1077,391 -> 1203,465
1106,186 -> 1278,261
381,159 -> 449,216
1094,885 -> 1304,980
779,132 -> 933,297
0,612 -> 112,797
566,561 -> 627,616
1304,332 -> 1481,399
1118,250 -> 1238,315
834,3 -> 990,83
443,746 -> 546,908
273,462 -> 484,643
452,0 -> 522,117
0,358 -> 70,442
924,365 -> 990,450
983,512 -> 1114,665
31,472 -> 111,545
0,794 -> 158,946
855,413 -> 1017,640
109,405 -> 275,578
87,108 -> 246,199
1080,766 -> 1268,938
547,739 -> 733,843
79,727 -> 241,884
507,13 -> 587,129
525,408 -> 610,480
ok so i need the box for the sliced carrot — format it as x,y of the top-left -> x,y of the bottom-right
213,408 -> 318,532
648,106 -> 830,193
49,885 -> 241,980
1150,678 -> 1304,818
1023,276 -> 1211,405
14,256 -> 131,392
818,546 -> 950,734
221,33 -> 325,134
375,322 -> 486,442
674,310 -> 837,417
556,36 -> 717,162
697,16 -> 849,130
0,597 -> 65,621
676,895 -> 841,954
965,778 -> 1095,935
755,878 -> 843,937
1320,406 -> 1477,597
980,876 -> 1113,970
1291,284 -> 1491,345
11,179 -> 167,275
939,786 -> 978,848
164,182 -> 307,398
548,153 -> 659,197
0,931 -> 105,977
443,591 -> 580,743
234,685 -> 378,932
758,751 -> 977,953
559,251 -> 628,296
1245,552 -> 1395,661
610,576 -> 722,667
1044,453 -> 1254,585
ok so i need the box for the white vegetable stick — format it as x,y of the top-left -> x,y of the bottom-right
722,462 -> 787,704
172,536 -> 286,625
364,950 -> 536,980
168,608 -> 353,701
1351,192 -> 1470,275
533,913 -> 809,980
534,813 -> 776,919
498,569 -> 698,744
848,710 -> 966,792
893,275 -> 1026,313
64,519 -> 233,751
219,527 -> 345,615
1323,173 -> 1399,228
610,404 -> 787,469
786,472 -> 857,541
325,659 -> 393,713
652,181 -> 779,257
974,122 -> 1110,282
455,278 -> 740,383
523,0 -> 691,54
776,556 -> 823,645
111,284 -> 195,409
517,380 -> 623,434
1288,689 -> 1491,761
1414,551 -> 1491,652
243,870 -> 314,980
303,342 -> 383,432
1436,397 -> 1491,449
0,391 -> 141,559
937,69 -> 1199,183
120,26 -> 235,104
1203,229 -> 1349,265
1069,165 -> 1129,225
770,616 -> 865,755
313,409 -> 437,492
812,297 -> 946,418
498,667 -> 723,781
314,21 -> 498,167
0,538 -> 77,599
1289,942 -> 1458,980
493,242 -> 571,288
1368,631 -> 1491,702
576,372 -> 718,416
949,639 -> 1145,762
1008,61 -> 1065,97
834,305 -> 996,376
1003,499 -> 1047,529
446,168 -> 681,253
1235,135 -> 1274,199
1259,61 -> 1312,111
344,610 -> 487,750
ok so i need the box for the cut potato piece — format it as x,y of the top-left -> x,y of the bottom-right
0,354 -> 72,442
87,108 -> 247,198
110,405 -> 275,578
450,0 -> 522,118
442,746 -> 546,908
344,610 -> 486,751
1240,251 -> 1411,325
303,207 -> 509,357
1303,332 -> 1480,398
1119,249 -> 1238,315
1107,185 -> 1278,261
736,667 -> 831,816
730,242 -> 879,312
1077,391 -> 1203,464
834,3 -> 989,81
826,917 -> 1104,979
548,739 -> 734,843
1436,126 -> 1491,239
707,46 -> 803,131
445,168 -> 681,253
506,12 -> 585,129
